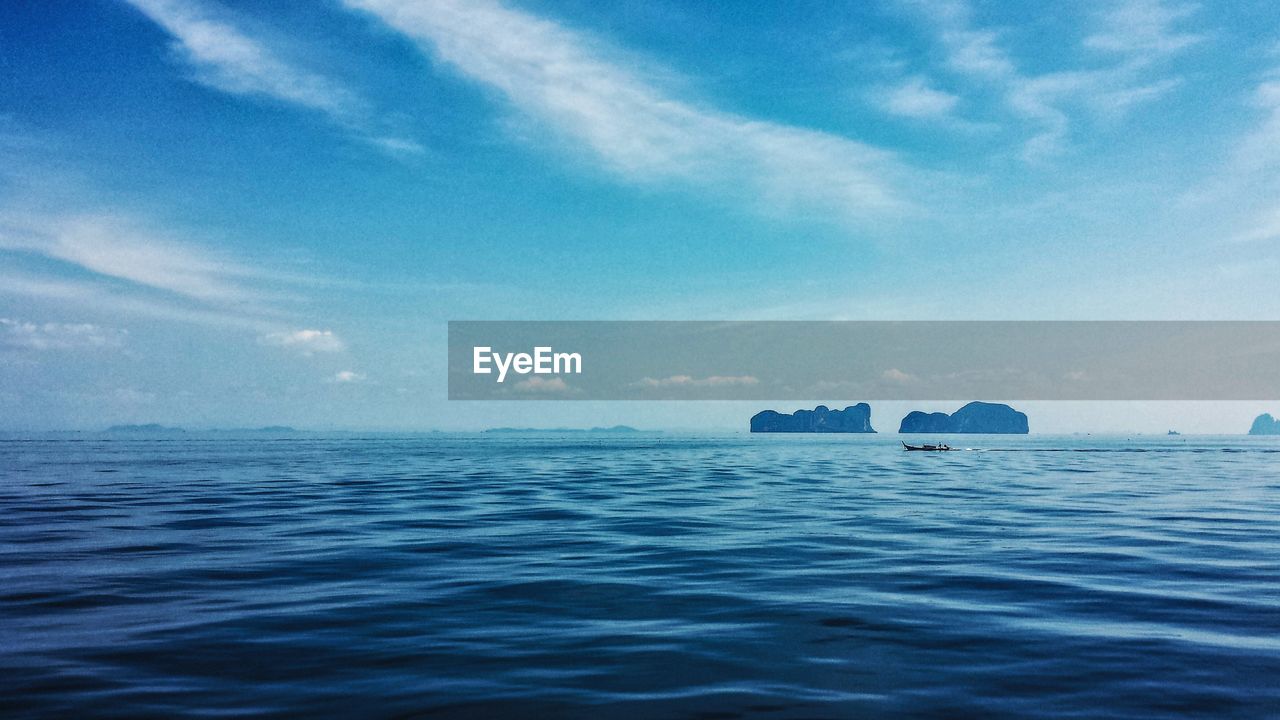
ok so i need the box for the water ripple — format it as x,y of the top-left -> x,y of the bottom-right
1,434 -> 1278,718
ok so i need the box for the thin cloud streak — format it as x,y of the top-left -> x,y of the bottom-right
1208,68 -> 1280,244
1234,72 -> 1280,174
874,76 -> 961,119
1084,0 -> 1205,59
123,0 -> 422,155
0,270 -> 280,332
0,269 -> 348,352
897,0 -> 1199,159
0,203 -> 338,338
342,0 -> 911,223
0,318 -> 128,351
0,211 -> 272,305
261,329 -> 345,354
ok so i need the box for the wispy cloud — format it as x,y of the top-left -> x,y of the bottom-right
0,211 -> 262,305
0,270 -> 278,332
881,368 -> 916,384
0,318 -> 128,351
1233,72 -> 1280,174
897,0 -> 1199,159
1084,0 -> 1205,59
0,204 -> 337,336
342,0 -> 911,223
123,0 -> 421,155
1210,69 -> 1280,244
331,370 -> 366,383
0,132 -> 352,340
874,76 -> 960,119
261,329 -> 345,355
1230,207 -> 1280,244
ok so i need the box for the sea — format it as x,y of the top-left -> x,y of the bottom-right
1,433 -> 1278,718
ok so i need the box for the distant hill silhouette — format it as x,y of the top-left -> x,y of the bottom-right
750,404 -> 875,433
900,402 -> 1028,434
104,424 -> 185,434
484,425 -> 652,434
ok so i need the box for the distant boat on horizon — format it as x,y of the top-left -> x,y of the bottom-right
902,441 -> 954,452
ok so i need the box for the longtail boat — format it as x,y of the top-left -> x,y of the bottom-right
902,441 -> 953,451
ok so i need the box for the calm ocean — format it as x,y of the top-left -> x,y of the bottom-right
2,434 -> 1278,718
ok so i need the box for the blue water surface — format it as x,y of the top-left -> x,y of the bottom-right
1,434 -> 1278,718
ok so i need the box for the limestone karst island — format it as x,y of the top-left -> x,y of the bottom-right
750,402 -> 1029,434
1249,413 -> 1280,435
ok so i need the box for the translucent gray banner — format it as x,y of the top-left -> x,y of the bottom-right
448,321 -> 1280,400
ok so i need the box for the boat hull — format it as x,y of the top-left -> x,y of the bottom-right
902,442 -> 953,451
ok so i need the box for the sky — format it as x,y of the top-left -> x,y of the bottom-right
1,0 -> 1279,432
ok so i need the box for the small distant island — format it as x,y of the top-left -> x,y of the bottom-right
99,422 -> 309,435
1249,413 -> 1280,435
899,402 -> 1028,434
105,424 -> 185,434
483,425 -> 655,434
750,404 -> 875,433
103,425 -> 302,435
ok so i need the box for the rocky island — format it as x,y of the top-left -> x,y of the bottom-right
899,402 -> 1028,434
1249,413 -> 1280,435
750,404 -> 875,433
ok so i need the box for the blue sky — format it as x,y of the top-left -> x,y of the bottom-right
1,0 -> 1279,431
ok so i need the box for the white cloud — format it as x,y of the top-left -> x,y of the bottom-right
0,210 -> 353,350
1233,76 -> 1280,174
1089,77 -> 1183,119
1216,74 -> 1280,240
332,370 -> 365,382
0,205 -> 345,337
1190,69 -> 1280,234
635,374 -> 759,388
941,27 -> 1017,79
898,0 -> 1192,159
261,329 -> 344,354
341,0 -> 909,223
511,376 -> 572,393
881,368 -> 916,383
0,270 -> 279,332
876,76 -> 960,119
1084,0 -> 1205,59
1231,206 -> 1280,244
123,0 -> 421,155
0,211 -> 258,304
0,107 -> 368,359
0,318 -> 127,351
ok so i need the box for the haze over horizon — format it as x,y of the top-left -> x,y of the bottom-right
7,401 -> 1277,437
3,0 -> 1279,432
